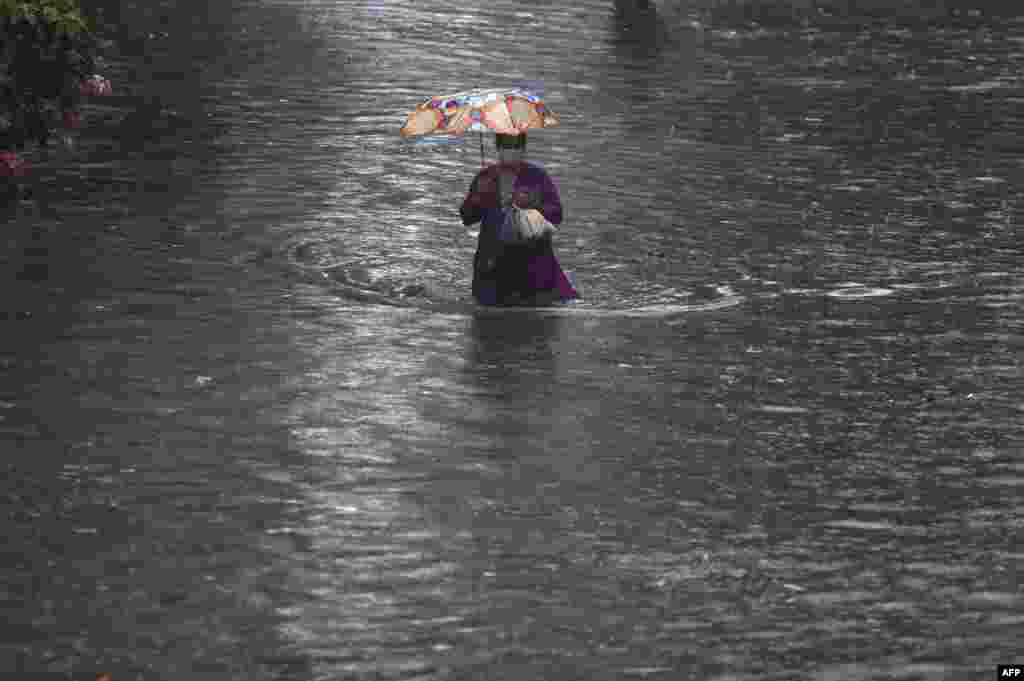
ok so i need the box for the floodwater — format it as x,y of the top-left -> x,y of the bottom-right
1,1 -> 1020,679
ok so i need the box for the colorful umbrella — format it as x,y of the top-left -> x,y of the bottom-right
400,88 -> 559,166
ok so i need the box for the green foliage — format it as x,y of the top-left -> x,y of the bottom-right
1,0 -> 99,155
0,0 -> 93,35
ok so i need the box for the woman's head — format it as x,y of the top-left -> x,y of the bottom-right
495,132 -> 526,163
495,132 -> 527,150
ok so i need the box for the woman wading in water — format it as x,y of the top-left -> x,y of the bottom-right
459,132 -> 578,306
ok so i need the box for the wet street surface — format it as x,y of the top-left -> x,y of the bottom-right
0,1 -> 1021,679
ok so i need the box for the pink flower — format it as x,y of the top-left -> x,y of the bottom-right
0,151 -> 31,177
80,75 -> 112,96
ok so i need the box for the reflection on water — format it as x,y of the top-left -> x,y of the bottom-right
0,0 -> 1020,679
469,312 -> 565,363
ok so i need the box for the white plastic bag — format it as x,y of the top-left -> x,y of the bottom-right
499,207 -> 555,242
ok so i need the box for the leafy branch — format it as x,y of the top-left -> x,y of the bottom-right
1,0 -> 105,177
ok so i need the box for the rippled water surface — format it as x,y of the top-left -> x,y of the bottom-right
1,1 -> 1021,679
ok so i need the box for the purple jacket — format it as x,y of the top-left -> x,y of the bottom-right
459,161 -> 576,304
459,160 -> 563,229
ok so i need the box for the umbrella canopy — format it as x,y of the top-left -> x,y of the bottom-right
400,87 -> 559,137
400,88 -> 559,165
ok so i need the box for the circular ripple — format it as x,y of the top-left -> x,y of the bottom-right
825,285 -> 897,300
285,235 -> 351,271
473,285 -> 744,318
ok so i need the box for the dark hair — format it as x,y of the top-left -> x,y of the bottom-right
495,133 -> 526,149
